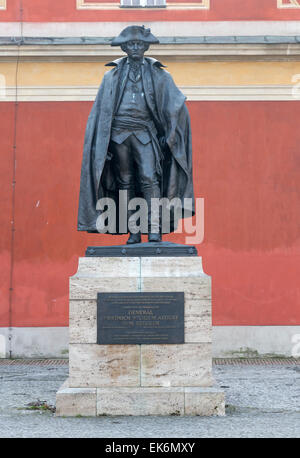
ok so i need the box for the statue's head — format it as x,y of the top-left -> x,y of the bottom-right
111,25 -> 159,60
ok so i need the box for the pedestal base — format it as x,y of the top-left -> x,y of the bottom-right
56,251 -> 225,417
56,378 -> 225,417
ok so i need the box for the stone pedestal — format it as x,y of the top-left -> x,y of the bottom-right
56,251 -> 225,416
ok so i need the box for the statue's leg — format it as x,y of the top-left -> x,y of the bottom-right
109,138 -> 141,244
131,136 -> 162,242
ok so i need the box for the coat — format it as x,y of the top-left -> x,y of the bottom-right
77,56 -> 195,233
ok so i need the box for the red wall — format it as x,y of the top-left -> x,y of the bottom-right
0,103 -> 15,328
1,0 -> 300,22
1,100 -> 300,327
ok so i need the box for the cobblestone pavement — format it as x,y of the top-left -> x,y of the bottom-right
0,361 -> 299,438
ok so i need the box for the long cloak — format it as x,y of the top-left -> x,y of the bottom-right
77,56 -> 195,233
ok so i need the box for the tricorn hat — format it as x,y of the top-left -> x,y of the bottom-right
111,25 -> 159,47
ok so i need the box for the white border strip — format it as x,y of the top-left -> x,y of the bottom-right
1,21 -> 300,38
0,85 -> 297,102
1,43 -> 300,61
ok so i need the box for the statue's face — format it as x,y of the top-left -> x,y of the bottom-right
122,40 -> 149,60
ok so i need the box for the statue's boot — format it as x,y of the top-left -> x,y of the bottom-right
143,186 -> 162,243
127,232 -> 142,244
148,232 -> 161,243
123,188 -> 141,245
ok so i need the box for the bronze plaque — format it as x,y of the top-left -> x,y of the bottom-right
97,292 -> 184,344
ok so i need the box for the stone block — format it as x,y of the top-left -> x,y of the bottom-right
56,379 -> 96,417
69,277 -> 140,300
74,256 -> 140,277
97,387 -> 184,416
141,343 -> 212,387
141,276 -> 211,301
69,343 -> 140,387
185,300 -> 212,343
184,387 -> 225,416
140,256 -> 207,278
56,383 -> 225,417
69,300 -> 97,344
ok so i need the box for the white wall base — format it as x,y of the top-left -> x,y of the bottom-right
0,326 -> 299,358
212,326 -> 300,358
0,327 -> 69,359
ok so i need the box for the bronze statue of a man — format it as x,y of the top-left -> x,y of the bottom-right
78,25 -> 195,244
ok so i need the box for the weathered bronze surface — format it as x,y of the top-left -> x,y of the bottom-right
97,292 -> 184,344
78,25 -> 195,244
86,241 -> 198,257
